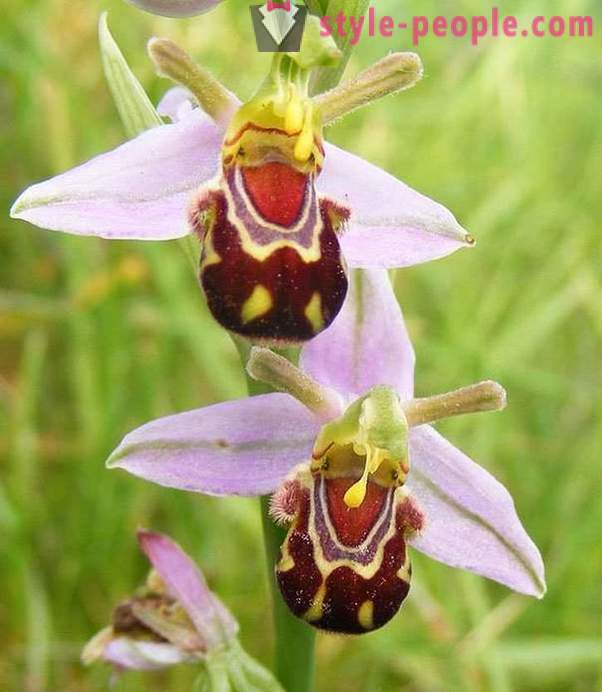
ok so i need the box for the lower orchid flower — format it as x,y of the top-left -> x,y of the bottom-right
83,530 -> 282,690
10,17 -> 474,346
106,269 -> 545,634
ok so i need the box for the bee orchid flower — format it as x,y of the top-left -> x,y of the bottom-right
10,21 -> 473,345
106,269 -> 545,634
83,530 -> 283,690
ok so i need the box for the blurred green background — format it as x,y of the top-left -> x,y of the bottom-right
2,0 -> 601,689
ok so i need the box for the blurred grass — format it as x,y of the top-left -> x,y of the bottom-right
1,0 -> 601,690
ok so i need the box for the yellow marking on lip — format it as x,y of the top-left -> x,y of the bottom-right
358,600 -> 374,630
276,513 -> 301,573
277,552 -> 295,572
241,284 -> 273,324
304,292 -> 324,333
199,229 -> 221,271
397,554 -> 411,582
303,582 -> 327,623
294,101 -> 315,163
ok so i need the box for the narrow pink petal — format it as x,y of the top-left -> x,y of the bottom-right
300,269 -> 414,399
138,531 -> 238,648
157,87 -> 196,122
10,109 -> 220,239
319,144 -> 473,268
107,393 -> 319,495
157,86 -> 241,125
126,0 -> 222,17
407,425 -> 546,597
104,638 -> 187,670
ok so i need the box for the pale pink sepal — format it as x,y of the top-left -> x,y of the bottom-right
320,143 -> 474,268
301,269 -> 414,400
408,425 -> 546,597
10,109 -> 220,240
107,393 -> 320,495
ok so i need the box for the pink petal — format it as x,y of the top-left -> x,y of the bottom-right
10,109 -> 221,239
126,0 -> 223,17
319,144 -> 474,268
107,393 -> 319,495
300,269 -> 414,399
104,638 -> 187,670
138,531 -> 238,648
408,425 -> 546,597
157,86 -> 240,126
157,87 -> 196,122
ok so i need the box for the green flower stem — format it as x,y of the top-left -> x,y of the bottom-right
246,373 -> 316,692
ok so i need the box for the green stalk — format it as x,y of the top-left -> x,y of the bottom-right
246,374 -> 316,692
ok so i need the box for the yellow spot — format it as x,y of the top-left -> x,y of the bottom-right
241,285 -> 273,324
343,446 -> 387,508
277,552 -> 295,573
358,600 -> 374,630
344,468 -> 369,508
397,561 -> 411,582
200,229 -> 221,271
294,102 -> 315,162
304,583 -> 326,623
284,86 -> 304,134
304,292 -> 323,333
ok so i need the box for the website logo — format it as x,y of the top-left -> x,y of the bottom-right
250,2 -> 308,52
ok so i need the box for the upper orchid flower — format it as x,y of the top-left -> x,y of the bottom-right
10,18 -> 474,346
83,530 -> 282,690
124,0 -> 223,18
106,269 -> 545,634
